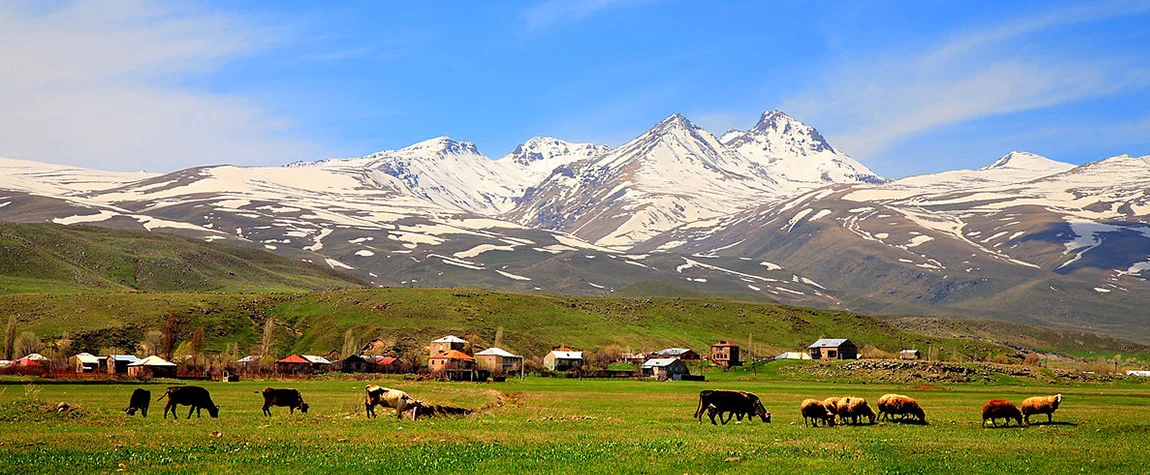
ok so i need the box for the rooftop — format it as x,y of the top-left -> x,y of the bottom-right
476,347 -> 522,358
642,358 -> 682,368
809,338 -> 851,349
548,350 -> 583,360
432,335 -> 468,344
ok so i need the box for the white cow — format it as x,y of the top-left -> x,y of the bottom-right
364,384 -> 421,420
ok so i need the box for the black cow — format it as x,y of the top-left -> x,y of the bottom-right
694,389 -> 771,425
124,388 -> 151,417
261,387 -> 309,416
158,386 -> 219,419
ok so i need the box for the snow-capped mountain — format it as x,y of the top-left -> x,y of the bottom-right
508,113 -> 784,247
721,110 -> 885,187
497,137 -> 609,185
2,109 -> 1148,341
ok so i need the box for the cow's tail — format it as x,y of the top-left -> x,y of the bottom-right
694,393 -> 706,421
156,389 -> 170,401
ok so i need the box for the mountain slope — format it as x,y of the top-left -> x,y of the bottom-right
0,222 -> 365,293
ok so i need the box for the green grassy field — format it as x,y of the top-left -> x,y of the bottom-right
2,367 -> 1147,474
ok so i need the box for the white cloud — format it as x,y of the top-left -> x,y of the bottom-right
781,1 -> 1150,163
0,0 -> 319,172
523,0 -> 654,31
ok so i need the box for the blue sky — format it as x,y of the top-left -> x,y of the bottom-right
1,0 -> 1148,178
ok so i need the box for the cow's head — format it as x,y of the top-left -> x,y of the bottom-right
754,400 -> 770,423
409,400 -> 427,421
299,402 -> 309,414
124,407 -> 137,416
208,405 -> 220,418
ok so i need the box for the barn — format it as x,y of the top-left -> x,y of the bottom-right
275,354 -> 313,374
900,349 -> 921,360
107,355 -> 140,375
71,353 -> 100,372
641,358 -> 690,380
127,355 -> 177,378
808,339 -> 858,360
544,349 -> 583,371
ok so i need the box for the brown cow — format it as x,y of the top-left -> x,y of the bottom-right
694,390 -> 771,425
158,386 -> 219,419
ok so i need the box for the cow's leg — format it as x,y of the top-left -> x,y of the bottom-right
720,411 -> 733,425
263,403 -> 271,416
187,406 -> 195,419
164,401 -> 175,419
1047,413 -> 1052,423
290,406 -> 295,415
708,410 -> 717,425
141,406 -> 147,418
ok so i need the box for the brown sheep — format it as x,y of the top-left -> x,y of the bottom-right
877,393 -> 926,423
836,397 -> 876,425
982,399 -> 1023,427
1021,394 -> 1063,425
799,399 -> 836,427
822,396 -> 843,422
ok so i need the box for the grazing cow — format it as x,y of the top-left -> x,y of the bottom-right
694,390 -> 771,425
260,388 -> 309,416
364,385 -> 421,420
982,399 -> 1023,427
158,386 -> 219,419
124,388 -> 151,417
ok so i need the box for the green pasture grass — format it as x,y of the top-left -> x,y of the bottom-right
0,371 -> 1146,474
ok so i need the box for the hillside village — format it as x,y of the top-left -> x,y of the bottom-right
2,331 -> 882,382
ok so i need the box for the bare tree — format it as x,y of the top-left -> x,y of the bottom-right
161,315 -> 177,360
4,316 -> 15,360
141,330 -> 164,356
494,326 -> 504,349
341,329 -> 359,359
190,328 -> 204,369
261,318 -> 275,357
14,331 -> 41,358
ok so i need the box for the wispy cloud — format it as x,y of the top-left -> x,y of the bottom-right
523,0 -> 654,31
0,0 -> 319,172
781,1 -> 1150,163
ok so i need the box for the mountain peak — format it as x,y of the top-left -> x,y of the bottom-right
980,151 -> 1072,173
401,136 -> 481,156
501,137 -> 608,169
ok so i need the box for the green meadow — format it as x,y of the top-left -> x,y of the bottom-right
1,367 -> 1147,474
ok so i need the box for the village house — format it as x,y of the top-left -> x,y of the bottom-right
653,348 -> 701,360
339,355 -> 401,373
274,354 -> 330,374
641,358 -> 691,380
430,335 -> 467,355
475,347 -> 524,375
429,350 -> 477,380
107,355 -> 140,375
900,349 -> 921,360
711,341 -> 740,368
808,339 -> 858,360
302,355 -> 332,372
127,355 -> 177,378
544,349 -> 584,371
71,353 -> 100,372
235,355 -> 261,370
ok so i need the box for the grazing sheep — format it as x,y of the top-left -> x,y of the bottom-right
799,399 -> 836,427
982,399 -> 1023,427
836,397 -> 876,425
1021,394 -> 1063,425
822,396 -> 843,422
877,393 -> 926,423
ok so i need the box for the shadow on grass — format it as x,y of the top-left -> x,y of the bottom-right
1028,421 -> 1077,427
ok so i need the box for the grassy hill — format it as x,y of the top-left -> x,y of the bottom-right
9,287 -> 1140,365
0,222 -> 365,294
